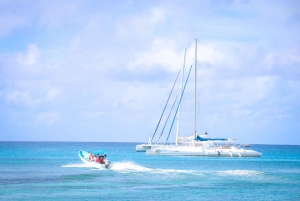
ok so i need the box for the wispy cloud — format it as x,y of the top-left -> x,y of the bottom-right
36,112 -> 60,125
0,0 -> 299,144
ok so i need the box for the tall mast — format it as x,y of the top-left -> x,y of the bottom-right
194,39 -> 197,140
176,49 -> 186,146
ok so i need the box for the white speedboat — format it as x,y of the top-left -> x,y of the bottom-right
78,150 -> 111,168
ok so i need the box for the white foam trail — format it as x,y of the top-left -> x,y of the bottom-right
110,161 -> 203,175
62,163 -> 105,169
219,170 -> 264,176
110,161 -> 152,173
63,162 -> 264,178
62,161 -> 204,175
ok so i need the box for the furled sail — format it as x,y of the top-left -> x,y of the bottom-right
194,135 -> 228,141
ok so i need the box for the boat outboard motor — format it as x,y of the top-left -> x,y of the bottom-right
104,159 -> 110,168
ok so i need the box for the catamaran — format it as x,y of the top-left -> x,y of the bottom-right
138,39 -> 262,157
146,135 -> 262,157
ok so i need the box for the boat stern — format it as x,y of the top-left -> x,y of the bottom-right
136,144 -> 152,152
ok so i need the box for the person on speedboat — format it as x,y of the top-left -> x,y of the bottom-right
89,153 -> 94,161
94,154 -> 99,162
97,156 -> 103,164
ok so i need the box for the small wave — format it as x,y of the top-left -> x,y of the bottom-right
219,170 -> 264,176
153,168 -> 203,175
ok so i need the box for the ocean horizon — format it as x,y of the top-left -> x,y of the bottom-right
1,142 -> 299,200
2,140 -> 300,145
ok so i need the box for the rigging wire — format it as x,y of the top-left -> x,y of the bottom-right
198,109 -> 208,134
164,63 -> 193,145
199,75 -> 218,136
196,88 -> 208,134
150,68 -> 181,143
195,60 -> 208,136
185,79 -> 194,137
157,93 -> 179,144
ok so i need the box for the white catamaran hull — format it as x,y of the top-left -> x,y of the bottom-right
78,150 -> 111,168
136,144 -> 151,152
146,146 -> 262,157
136,144 -> 165,152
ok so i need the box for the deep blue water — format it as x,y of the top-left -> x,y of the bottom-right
0,142 -> 299,200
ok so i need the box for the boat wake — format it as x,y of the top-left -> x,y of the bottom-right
62,161 -> 202,175
62,162 -> 265,178
109,161 -> 204,175
110,161 -> 151,173
62,163 -> 106,169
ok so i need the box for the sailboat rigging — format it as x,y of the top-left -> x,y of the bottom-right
137,39 -> 262,157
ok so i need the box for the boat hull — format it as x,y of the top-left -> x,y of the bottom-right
146,147 -> 262,157
78,150 -> 111,168
136,144 -> 151,152
136,144 -> 165,152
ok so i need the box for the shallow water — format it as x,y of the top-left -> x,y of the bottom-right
0,142 -> 299,200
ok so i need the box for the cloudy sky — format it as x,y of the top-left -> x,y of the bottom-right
0,0 -> 299,144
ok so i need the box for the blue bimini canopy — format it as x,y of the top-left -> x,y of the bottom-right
195,135 -> 228,141
90,150 -> 107,155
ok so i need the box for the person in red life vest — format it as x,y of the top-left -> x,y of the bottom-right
97,156 -> 103,164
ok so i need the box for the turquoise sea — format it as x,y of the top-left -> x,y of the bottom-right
0,142 -> 299,200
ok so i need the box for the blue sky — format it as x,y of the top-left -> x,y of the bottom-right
0,0 -> 299,144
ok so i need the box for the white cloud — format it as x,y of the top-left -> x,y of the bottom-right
4,86 -> 63,106
17,44 -> 41,65
36,112 -> 60,125
0,14 -> 27,38
128,38 -> 183,72
255,76 -> 277,101
45,88 -> 63,102
263,46 -> 300,68
38,1 -> 81,29
0,0 -> 299,144
116,7 -> 167,39
198,43 -> 225,66
5,90 -> 32,105
128,40 -> 274,77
